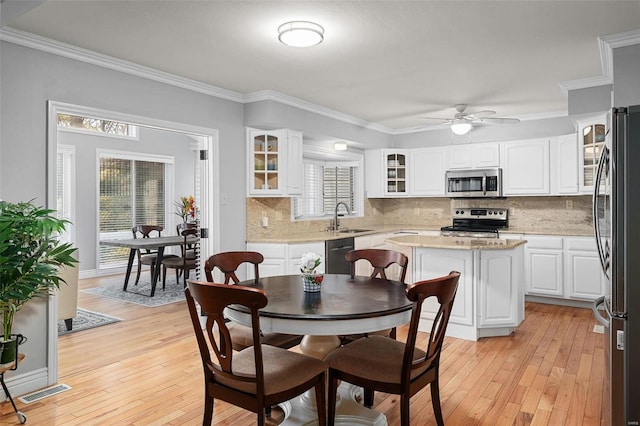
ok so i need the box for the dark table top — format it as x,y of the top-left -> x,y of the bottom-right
226,274 -> 412,336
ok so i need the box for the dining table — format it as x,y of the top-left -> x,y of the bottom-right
100,235 -> 198,297
225,273 -> 413,426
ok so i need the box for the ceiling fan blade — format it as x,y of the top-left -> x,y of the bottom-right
474,117 -> 520,124
467,110 -> 496,119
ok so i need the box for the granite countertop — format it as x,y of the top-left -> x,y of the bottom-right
385,234 -> 527,250
247,225 -> 593,244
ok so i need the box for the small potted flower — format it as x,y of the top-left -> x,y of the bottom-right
175,195 -> 198,224
298,252 -> 323,292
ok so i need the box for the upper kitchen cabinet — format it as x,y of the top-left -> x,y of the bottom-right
576,114 -> 607,194
448,143 -> 500,169
501,138 -> 550,195
247,128 -> 303,197
552,133 -> 579,194
410,147 -> 447,196
365,149 -> 410,197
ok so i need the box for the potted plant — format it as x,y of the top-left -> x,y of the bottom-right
0,200 -> 77,364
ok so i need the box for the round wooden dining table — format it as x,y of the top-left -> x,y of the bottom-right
225,273 -> 412,426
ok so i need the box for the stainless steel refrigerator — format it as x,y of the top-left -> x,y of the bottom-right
593,105 -> 640,426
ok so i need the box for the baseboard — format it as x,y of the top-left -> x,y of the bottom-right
525,295 -> 593,309
0,367 -> 49,400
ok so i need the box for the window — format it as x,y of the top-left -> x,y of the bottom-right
98,152 -> 173,269
56,145 -> 75,244
58,113 -> 137,138
293,160 -> 362,219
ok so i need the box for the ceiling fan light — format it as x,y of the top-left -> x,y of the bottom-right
278,21 -> 324,47
451,121 -> 473,135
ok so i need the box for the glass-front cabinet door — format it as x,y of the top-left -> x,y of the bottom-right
577,114 -> 607,193
250,130 -> 281,194
384,151 -> 407,195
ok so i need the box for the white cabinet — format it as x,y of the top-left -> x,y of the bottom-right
564,237 -> 606,300
414,248 -> 475,328
364,150 -> 409,197
246,241 -> 325,278
524,236 -> 564,297
245,243 -> 287,278
552,133 -> 579,194
247,128 -> 303,197
479,247 -> 524,328
576,114 -> 607,194
448,143 -> 500,169
409,147 -> 447,196
287,242 -> 325,275
365,148 -> 446,197
501,138 -> 550,195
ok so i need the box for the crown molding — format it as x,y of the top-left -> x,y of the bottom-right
0,27 -> 245,103
559,29 -> 640,96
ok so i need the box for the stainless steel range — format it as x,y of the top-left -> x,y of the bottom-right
440,208 -> 508,238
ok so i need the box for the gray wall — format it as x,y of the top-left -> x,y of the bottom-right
0,41 -> 246,376
613,44 -> 640,106
58,126 -> 196,271
568,84 -> 613,115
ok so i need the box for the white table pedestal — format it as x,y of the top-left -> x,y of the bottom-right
279,335 -> 387,426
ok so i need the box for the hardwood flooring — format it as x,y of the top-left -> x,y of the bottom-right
1,274 -> 607,425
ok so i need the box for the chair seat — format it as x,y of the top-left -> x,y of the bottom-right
326,335 -> 428,385
227,322 -> 302,351
213,345 -> 327,396
342,328 -> 392,343
161,257 -> 196,268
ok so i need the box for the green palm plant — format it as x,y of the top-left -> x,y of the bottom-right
0,200 -> 77,353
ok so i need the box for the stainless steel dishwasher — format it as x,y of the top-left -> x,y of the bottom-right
325,237 -> 354,274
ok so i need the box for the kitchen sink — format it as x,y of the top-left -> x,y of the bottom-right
338,229 -> 373,234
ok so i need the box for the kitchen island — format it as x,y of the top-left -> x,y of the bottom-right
386,234 -> 527,341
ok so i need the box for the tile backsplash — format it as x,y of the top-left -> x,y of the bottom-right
247,195 -> 593,239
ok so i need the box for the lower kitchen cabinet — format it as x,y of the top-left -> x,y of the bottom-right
413,245 -> 524,341
246,242 -> 325,279
523,235 -> 605,302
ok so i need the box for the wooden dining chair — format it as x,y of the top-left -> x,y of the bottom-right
204,251 -> 303,351
344,248 -> 409,340
176,222 -> 198,259
185,280 -> 328,426
161,228 -> 198,288
325,271 -> 461,426
132,225 -> 177,285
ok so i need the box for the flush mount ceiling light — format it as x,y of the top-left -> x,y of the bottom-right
451,120 -> 473,135
334,142 -> 348,151
278,21 -> 324,47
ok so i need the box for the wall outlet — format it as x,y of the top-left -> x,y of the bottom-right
414,207 -> 420,215
566,200 -> 574,210
509,208 -> 516,216
275,211 -> 283,221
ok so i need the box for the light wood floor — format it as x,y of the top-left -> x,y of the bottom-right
1,274 -> 607,425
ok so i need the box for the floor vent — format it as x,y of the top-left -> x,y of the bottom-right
593,324 -> 605,334
18,384 -> 72,404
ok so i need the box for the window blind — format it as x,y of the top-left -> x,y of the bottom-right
293,161 -> 357,218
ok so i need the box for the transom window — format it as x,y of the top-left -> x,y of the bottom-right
58,113 -> 137,138
293,159 -> 362,220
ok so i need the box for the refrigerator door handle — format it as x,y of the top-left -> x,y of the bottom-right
592,295 -> 610,328
592,146 -> 610,275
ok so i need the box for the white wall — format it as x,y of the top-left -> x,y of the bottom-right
0,41 -> 246,382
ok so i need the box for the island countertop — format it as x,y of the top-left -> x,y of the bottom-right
385,234 -> 527,250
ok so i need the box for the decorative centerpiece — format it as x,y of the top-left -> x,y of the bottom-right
175,195 -> 198,224
298,252 -> 323,293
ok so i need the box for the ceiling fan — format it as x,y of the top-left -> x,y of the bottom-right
419,104 -> 520,135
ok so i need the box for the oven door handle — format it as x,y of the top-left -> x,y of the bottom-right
482,173 -> 487,196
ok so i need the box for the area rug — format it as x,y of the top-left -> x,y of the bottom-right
81,279 -> 186,307
58,308 -> 121,336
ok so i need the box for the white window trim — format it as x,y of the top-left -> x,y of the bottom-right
57,144 -> 76,245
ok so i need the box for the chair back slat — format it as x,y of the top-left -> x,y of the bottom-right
205,251 -> 264,284
402,271 -> 460,384
345,249 -> 409,283
132,225 -> 163,254
185,281 -> 267,387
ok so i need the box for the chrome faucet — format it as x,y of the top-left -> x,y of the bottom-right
332,202 -> 351,231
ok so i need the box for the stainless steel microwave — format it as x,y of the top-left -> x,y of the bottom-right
445,168 -> 503,198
